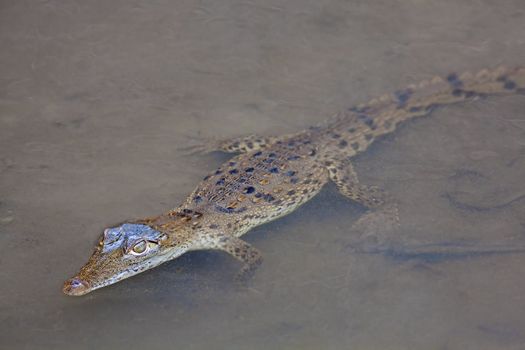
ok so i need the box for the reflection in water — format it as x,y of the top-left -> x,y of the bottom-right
350,240 -> 525,264
1,0 -> 525,349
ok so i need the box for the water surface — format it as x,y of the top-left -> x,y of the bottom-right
1,1 -> 525,349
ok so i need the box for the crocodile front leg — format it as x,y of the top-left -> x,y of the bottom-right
326,157 -> 391,209
324,156 -> 400,242
212,234 -> 263,281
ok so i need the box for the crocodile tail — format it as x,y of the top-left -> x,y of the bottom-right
328,66 -> 525,138
354,67 -> 525,136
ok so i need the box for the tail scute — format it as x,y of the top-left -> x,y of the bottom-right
354,66 -> 525,115
342,66 -> 525,134
318,66 -> 524,156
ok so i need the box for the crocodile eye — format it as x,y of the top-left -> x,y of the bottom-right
131,240 -> 147,255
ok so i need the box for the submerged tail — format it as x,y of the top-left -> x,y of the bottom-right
318,66 -> 525,154
361,65 -> 524,128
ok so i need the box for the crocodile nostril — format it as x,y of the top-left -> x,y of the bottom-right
63,278 -> 91,296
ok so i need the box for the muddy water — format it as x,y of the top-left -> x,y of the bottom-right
1,1 -> 525,349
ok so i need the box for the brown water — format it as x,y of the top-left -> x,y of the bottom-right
2,1 -> 525,349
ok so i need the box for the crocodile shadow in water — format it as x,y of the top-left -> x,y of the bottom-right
348,240 -> 525,264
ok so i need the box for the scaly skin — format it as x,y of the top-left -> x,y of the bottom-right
63,66 -> 525,296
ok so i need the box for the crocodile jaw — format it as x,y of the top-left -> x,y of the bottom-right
62,244 -> 190,296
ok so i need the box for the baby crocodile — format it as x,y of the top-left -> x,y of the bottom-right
63,66 -> 525,296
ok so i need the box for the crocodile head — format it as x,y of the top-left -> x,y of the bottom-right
63,219 -> 193,296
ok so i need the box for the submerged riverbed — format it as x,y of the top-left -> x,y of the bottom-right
1,1 -> 525,349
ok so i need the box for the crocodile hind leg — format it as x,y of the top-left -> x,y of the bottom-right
325,157 -> 399,244
327,159 -> 389,208
181,134 -> 278,155
212,235 -> 263,281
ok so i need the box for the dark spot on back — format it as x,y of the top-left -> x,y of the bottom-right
215,169 -> 223,175
287,155 -> 300,160
245,167 -> 254,173
358,114 -> 375,129
395,89 -> 412,107
286,170 -> 296,176
504,80 -> 517,90
349,105 -> 370,113
348,128 -> 356,133
425,104 -> 437,112
464,91 -> 477,98
194,195 -> 203,203
215,205 -> 246,214
338,140 -> 348,148
351,142 -> 360,151
268,153 -> 276,158
244,186 -> 255,194
290,177 -> 299,184
228,161 -> 236,166
269,167 -> 279,173
452,89 -> 463,97
253,151 -> 262,157
216,178 -> 225,186
287,190 -> 296,196
263,194 -> 275,202
446,73 -> 463,88
229,169 -> 238,174
364,118 -> 376,130
209,224 -> 218,229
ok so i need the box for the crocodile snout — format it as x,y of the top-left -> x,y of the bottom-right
63,277 -> 91,296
